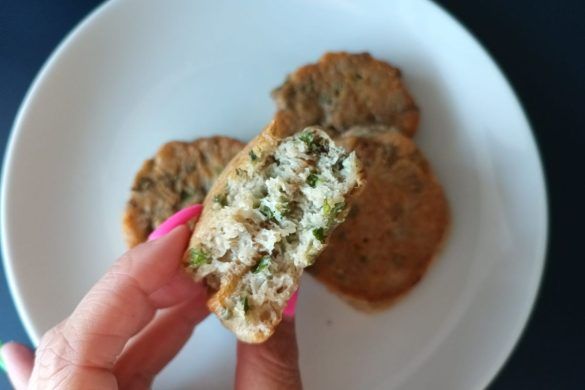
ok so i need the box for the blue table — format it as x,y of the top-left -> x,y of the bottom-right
1,1 -> 583,389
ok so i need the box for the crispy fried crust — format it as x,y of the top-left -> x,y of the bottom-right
272,52 -> 419,137
309,126 -> 449,310
123,136 -> 245,247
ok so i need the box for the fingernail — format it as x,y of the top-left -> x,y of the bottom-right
0,340 -> 6,373
283,290 -> 298,319
148,204 -> 203,241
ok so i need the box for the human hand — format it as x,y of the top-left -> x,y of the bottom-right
1,205 -> 302,389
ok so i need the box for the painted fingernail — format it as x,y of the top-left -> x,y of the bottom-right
0,340 -> 6,372
148,204 -> 203,241
283,290 -> 298,319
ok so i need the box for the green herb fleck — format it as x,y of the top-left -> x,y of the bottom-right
134,177 -> 154,191
188,248 -> 210,267
276,200 -> 290,216
299,131 -> 315,148
323,198 -> 332,215
242,296 -> 250,314
259,205 -> 275,220
180,190 -> 193,202
312,227 -> 325,243
332,202 -> 345,217
253,256 -> 271,273
319,93 -> 333,105
323,199 -> 345,217
249,150 -> 258,162
213,193 -> 228,207
300,130 -> 328,154
307,172 -> 319,188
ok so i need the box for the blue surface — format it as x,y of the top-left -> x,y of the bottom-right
0,1 -> 583,389
0,3 -> 106,388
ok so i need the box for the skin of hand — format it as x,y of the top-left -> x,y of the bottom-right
1,206 -> 302,389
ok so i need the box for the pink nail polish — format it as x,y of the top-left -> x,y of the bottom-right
283,290 -> 298,318
148,204 -> 203,241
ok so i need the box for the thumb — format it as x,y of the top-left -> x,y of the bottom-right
235,316 -> 302,390
1,342 -> 34,390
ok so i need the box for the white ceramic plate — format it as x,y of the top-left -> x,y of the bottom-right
1,0 -> 547,389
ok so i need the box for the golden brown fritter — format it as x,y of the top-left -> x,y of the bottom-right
309,126 -> 449,310
272,52 -> 419,137
123,136 -> 245,247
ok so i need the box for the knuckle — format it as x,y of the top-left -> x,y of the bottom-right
37,321 -> 65,352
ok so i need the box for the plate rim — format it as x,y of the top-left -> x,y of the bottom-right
1,0 -> 116,345
0,0 -> 549,388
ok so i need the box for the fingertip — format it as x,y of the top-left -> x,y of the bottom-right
1,342 -> 34,388
1,341 -> 33,362
235,314 -> 302,390
0,341 -> 5,373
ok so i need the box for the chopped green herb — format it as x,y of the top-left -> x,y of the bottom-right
235,168 -> 246,177
299,130 -> 328,154
213,193 -> 228,207
249,150 -> 258,162
300,80 -> 315,93
253,256 -> 271,273
318,93 -> 333,105
180,189 -> 193,202
242,296 -> 249,314
134,177 -> 154,191
323,198 -> 332,215
323,199 -> 345,217
299,131 -> 315,147
221,308 -> 231,319
334,158 -> 345,171
307,172 -> 319,188
259,205 -> 275,220
332,202 -> 345,217
312,227 -> 325,243
184,163 -> 197,173
188,248 -> 210,267
307,254 -> 317,266
276,202 -> 290,216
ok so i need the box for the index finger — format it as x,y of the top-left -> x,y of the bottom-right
37,225 -> 192,370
